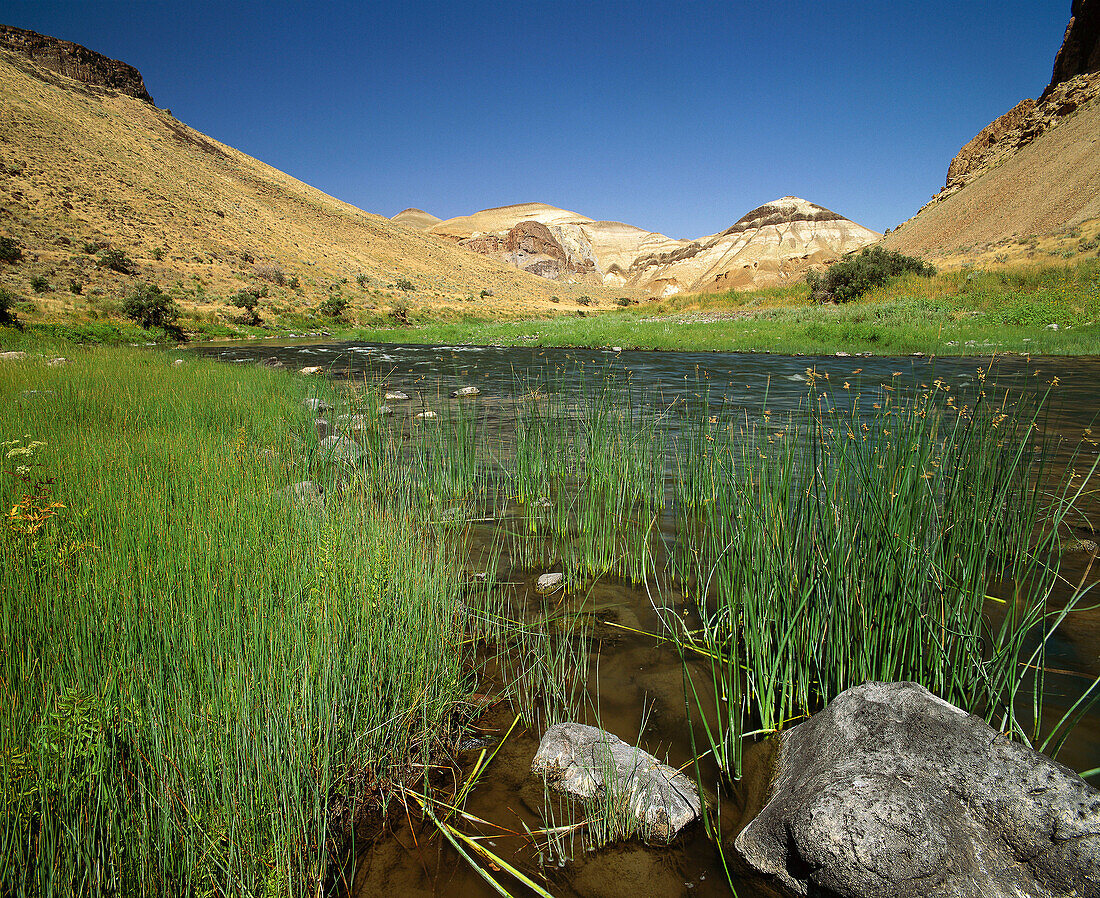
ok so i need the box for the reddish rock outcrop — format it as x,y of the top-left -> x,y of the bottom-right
504,220 -> 568,262
0,24 -> 153,103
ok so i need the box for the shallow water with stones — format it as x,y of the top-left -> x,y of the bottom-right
195,340 -> 1100,897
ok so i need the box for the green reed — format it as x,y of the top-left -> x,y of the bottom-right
669,369 -> 1099,780
0,351 -> 475,895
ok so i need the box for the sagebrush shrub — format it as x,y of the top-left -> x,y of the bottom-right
808,246 -> 935,303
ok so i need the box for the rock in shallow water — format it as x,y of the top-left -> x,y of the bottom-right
531,722 -> 701,843
734,681 -> 1100,898
535,571 -> 563,594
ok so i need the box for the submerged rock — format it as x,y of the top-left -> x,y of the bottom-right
300,365 -> 323,375
302,397 -> 332,412
734,681 -> 1100,898
415,410 -> 438,420
535,572 -> 563,594
531,722 -> 701,843
314,418 -> 330,441
384,390 -> 410,401
451,385 -> 480,398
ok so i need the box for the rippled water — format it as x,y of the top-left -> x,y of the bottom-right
195,340 -> 1100,898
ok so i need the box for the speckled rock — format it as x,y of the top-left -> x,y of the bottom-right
734,681 -> 1100,898
532,722 -> 701,843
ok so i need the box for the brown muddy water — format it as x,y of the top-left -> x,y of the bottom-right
196,341 -> 1100,898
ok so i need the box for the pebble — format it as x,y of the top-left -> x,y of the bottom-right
451,386 -> 480,398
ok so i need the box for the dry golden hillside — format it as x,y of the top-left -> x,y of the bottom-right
0,48 -> 614,334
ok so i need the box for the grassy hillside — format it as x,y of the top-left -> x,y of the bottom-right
0,49 -> 619,342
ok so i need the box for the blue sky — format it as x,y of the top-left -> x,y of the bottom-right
5,1 -> 1073,237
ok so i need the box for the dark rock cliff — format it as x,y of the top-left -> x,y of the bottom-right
0,24 -> 154,103
1047,0 -> 1100,93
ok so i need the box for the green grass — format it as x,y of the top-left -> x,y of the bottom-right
333,257 -> 1100,356
2,345 -> 1098,896
0,350 -> 477,894
4,257 -> 1100,356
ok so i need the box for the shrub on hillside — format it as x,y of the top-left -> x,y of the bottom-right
319,295 -> 349,319
807,246 -> 936,303
230,289 -> 264,326
0,287 -> 20,326
122,285 -> 184,338
394,277 -> 415,292
0,236 -> 23,264
254,264 -> 286,286
30,275 -> 50,293
97,248 -> 136,275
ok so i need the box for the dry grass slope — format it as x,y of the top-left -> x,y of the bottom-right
0,50 -> 614,333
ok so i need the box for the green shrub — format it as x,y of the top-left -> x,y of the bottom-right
480,288 -> 494,299
82,241 -> 104,255
0,287 -> 19,325
96,248 -> 136,275
230,289 -> 263,326
69,280 -> 83,295
614,296 -> 635,306
287,276 -> 300,290
0,235 -> 23,263
319,295 -> 349,319
577,295 -> 591,306
30,274 -> 50,293
394,277 -> 415,292
151,247 -> 165,261
808,246 -> 936,303
356,274 -> 369,288
122,284 -> 183,337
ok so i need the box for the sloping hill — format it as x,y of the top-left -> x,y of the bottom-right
0,33 -> 602,336
390,208 -> 441,230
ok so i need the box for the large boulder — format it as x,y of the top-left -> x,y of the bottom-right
735,681 -> 1100,898
531,722 -> 701,843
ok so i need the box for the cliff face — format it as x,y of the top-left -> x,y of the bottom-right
1047,0 -> 1100,92
0,24 -> 153,103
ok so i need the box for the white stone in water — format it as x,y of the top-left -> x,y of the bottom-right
303,397 -> 332,412
416,410 -> 438,419
451,386 -> 480,398
300,365 -> 323,375
612,346 -> 623,352
535,572 -> 564,594
377,404 -> 392,416
171,358 -> 184,367
531,722 -> 702,843
384,390 -> 410,401
47,357 -> 68,367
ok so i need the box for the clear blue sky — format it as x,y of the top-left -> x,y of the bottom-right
4,1 -> 1073,237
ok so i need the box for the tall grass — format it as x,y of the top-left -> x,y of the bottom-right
668,367 -> 1099,779
0,351 -> 474,895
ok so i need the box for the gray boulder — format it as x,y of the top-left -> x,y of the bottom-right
532,722 -> 701,843
318,435 -> 361,464
735,681 -> 1100,898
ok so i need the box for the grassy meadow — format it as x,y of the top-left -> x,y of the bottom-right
1,344 -> 1098,896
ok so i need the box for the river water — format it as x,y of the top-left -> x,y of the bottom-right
196,340 -> 1100,898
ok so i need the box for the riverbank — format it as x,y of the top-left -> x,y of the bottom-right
2,257 -> 1098,357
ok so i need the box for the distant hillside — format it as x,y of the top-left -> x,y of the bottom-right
390,208 -> 441,230
885,0 -> 1100,261
0,28 -> 605,337
426,198 -> 878,295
